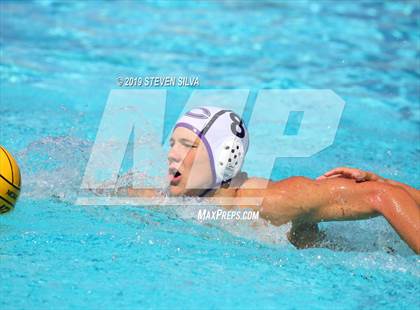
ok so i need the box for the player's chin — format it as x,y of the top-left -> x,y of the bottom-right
168,184 -> 185,196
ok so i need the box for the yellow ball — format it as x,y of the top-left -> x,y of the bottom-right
0,146 -> 21,214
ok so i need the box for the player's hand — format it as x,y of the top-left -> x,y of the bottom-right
316,167 -> 383,183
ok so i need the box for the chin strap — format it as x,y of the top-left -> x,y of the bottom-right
221,178 -> 232,189
199,179 -> 232,197
199,188 -> 215,197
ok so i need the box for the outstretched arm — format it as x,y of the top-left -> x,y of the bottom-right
238,177 -> 419,253
318,167 -> 420,205
305,177 -> 420,253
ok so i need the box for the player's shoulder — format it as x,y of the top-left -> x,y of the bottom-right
240,177 -> 270,189
241,176 -> 312,189
240,176 -> 313,190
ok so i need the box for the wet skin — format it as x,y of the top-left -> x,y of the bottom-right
128,127 -> 420,253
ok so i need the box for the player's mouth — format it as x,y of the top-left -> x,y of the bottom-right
168,167 -> 182,186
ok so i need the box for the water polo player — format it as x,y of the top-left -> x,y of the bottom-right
125,106 -> 419,253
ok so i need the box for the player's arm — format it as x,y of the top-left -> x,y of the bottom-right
88,182 -> 161,198
237,177 -> 380,225
287,177 -> 420,254
238,177 -> 419,253
125,187 -> 161,197
318,167 -> 420,205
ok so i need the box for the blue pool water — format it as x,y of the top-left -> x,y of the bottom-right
1,1 -> 419,309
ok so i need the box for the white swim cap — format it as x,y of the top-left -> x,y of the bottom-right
174,106 -> 249,186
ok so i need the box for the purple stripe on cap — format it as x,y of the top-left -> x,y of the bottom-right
174,122 -> 217,186
185,107 -> 211,119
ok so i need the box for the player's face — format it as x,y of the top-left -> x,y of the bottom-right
167,127 -> 213,196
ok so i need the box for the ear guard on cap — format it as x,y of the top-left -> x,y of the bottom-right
215,136 -> 246,183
